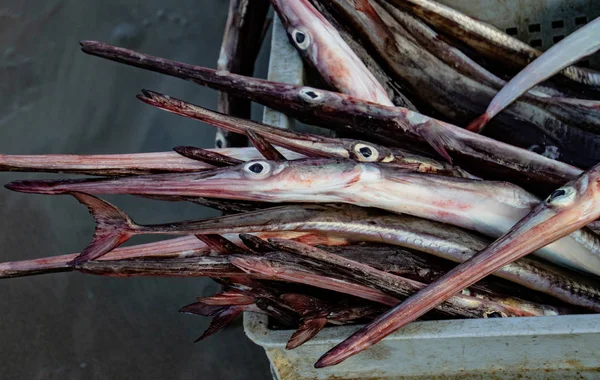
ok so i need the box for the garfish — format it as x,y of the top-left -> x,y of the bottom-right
214,0 -> 270,148
469,17 -> 600,133
269,0 -> 394,105
35,193 -> 600,310
138,90 -> 470,177
374,0 -> 600,134
384,0 -> 600,88
314,153 -> 600,368
7,158 -> 600,276
320,0 -> 600,168
0,232 -> 346,279
231,253 -> 539,319
269,238 -> 571,317
78,40 -> 583,191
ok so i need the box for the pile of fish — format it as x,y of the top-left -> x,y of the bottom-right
3,0 -> 600,368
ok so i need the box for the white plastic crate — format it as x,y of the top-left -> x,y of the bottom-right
247,2 -> 600,378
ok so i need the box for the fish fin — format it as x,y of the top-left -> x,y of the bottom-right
466,114 -> 490,133
69,192 -> 135,264
238,234 -> 276,254
194,306 -> 244,342
415,120 -> 456,163
173,146 -> 243,167
246,129 -> 287,161
198,290 -> 255,306
180,302 -> 225,316
280,293 -> 320,317
354,0 -> 377,16
286,317 -> 328,349
195,234 -> 248,255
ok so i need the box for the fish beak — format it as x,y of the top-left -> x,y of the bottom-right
5,159 -> 363,204
137,90 -> 350,159
315,181 -> 598,368
4,163 -> 275,200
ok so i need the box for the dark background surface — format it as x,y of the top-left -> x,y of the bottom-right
0,1 -> 272,378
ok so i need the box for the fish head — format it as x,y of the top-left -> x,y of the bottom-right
190,158 -> 364,202
271,0 -> 332,61
488,163 -> 600,256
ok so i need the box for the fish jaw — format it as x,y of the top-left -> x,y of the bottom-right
5,158 -> 364,203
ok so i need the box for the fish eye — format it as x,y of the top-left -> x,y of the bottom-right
243,161 -> 272,178
292,29 -> 310,49
298,88 -> 323,104
546,186 -> 576,205
353,143 -> 380,162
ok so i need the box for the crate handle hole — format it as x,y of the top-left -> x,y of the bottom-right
528,23 -> 541,33
553,35 -> 564,43
575,16 -> 588,25
505,27 -> 518,35
551,20 -> 564,29
530,39 -> 543,47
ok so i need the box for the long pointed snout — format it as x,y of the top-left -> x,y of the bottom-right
5,159 -> 363,203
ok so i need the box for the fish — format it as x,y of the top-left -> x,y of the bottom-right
384,0 -> 600,88
314,155 -> 600,368
308,0 -> 417,109
270,239 -> 571,317
280,293 -> 384,349
7,158 -> 600,276
0,232 -> 346,279
269,0 -> 394,105
373,0 -> 600,135
32,193 -> 600,310
231,253 -> 536,319
320,0 -> 600,169
469,17 -> 600,133
78,40 -> 583,191
138,90 -> 470,177
214,0 -> 270,148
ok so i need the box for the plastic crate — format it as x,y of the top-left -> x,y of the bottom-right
245,2 -> 600,379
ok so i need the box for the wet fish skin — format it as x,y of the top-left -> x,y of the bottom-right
0,231 -> 342,279
383,0 -> 600,87
373,0 -> 600,134
138,90 -> 467,177
41,193 -> 600,310
79,40 -> 583,191
271,239 -> 570,317
8,158 -> 600,275
308,0 -> 416,110
269,0 -> 394,105
322,0 -> 600,169
231,252 -> 531,319
315,160 -> 600,368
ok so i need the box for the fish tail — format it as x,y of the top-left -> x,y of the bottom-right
466,113 -> 490,133
69,192 -> 136,264
286,317 -> 328,349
